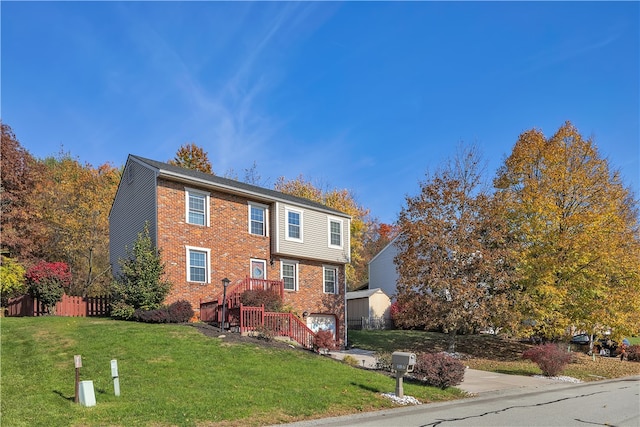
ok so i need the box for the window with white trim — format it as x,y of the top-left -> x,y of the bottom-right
186,246 -> 210,283
328,218 -> 343,248
185,188 -> 210,226
285,208 -> 303,241
281,261 -> 298,291
323,266 -> 338,294
249,203 -> 267,236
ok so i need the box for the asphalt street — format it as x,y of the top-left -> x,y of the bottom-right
277,363 -> 640,427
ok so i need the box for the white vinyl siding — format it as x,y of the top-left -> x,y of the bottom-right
281,260 -> 298,291
275,203 -> 350,264
323,266 -> 338,294
185,188 -> 210,226
186,246 -> 210,283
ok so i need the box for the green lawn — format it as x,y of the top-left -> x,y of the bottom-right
1,318 -> 465,426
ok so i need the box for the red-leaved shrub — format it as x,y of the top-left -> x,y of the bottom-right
240,289 -> 283,312
412,352 -> 465,389
626,345 -> 640,362
313,329 -> 337,353
167,300 -> 194,323
522,343 -> 572,377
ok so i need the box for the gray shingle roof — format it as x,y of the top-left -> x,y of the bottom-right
130,155 -> 350,218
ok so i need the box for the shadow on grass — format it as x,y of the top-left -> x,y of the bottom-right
350,382 -> 381,393
53,390 -> 74,401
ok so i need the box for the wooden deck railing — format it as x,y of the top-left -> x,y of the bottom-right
232,304 -> 316,349
199,277 -> 315,348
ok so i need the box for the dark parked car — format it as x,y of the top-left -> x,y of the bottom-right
570,333 -> 590,345
570,334 -> 617,356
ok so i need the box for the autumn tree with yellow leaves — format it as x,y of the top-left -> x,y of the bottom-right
168,142 -> 213,174
33,153 -> 121,296
494,121 -> 640,343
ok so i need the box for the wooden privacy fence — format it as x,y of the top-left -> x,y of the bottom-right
6,294 -> 111,317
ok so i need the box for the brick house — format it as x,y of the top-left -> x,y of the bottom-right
109,155 -> 351,344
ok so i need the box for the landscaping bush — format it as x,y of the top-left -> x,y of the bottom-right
240,289 -> 283,312
110,301 -> 135,320
252,325 -> 276,341
374,352 -> 392,371
133,307 -> 169,323
522,343 -> 572,376
313,329 -> 337,353
412,352 -> 465,389
167,300 -> 194,323
342,355 -> 360,367
626,345 -> 640,362
25,261 -> 72,314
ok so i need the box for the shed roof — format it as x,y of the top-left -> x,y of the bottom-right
346,288 -> 388,300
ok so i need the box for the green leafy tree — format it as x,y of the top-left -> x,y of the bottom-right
168,143 -> 213,174
25,261 -> 72,315
0,256 -> 26,306
395,145 -> 519,352
111,224 -> 172,316
494,121 -> 640,342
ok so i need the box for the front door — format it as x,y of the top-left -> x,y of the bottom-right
250,259 -> 267,289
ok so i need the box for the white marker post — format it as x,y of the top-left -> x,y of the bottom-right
74,355 -> 82,403
111,359 -> 120,397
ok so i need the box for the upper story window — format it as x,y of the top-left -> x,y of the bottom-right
323,266 -> 338,294
185,188 -> 210,226
186,246 -> 210,283
281,261 -> 298,291
249,203 -> 267,236
285,207 -> 303,242
328,218 -> 343,248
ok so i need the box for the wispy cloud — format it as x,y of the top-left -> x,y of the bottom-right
524,32 -> 622,73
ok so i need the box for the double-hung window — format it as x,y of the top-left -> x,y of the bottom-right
286,208 -> 302,241
186,246 -> 210,283
186,188 -> 209,226
323,266 -> 338,294
328,218 -> 343,248
281,261 -> 298,291
249,203 -> 267,236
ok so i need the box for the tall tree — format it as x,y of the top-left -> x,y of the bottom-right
395,145 -> 518,352
0,123 -> 47,261
169,143 -> 213,174
494,121 -> 640,342
33,152 -> 120,296
274,175 -> 370,288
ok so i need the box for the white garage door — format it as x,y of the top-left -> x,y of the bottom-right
307,314 -> 336,338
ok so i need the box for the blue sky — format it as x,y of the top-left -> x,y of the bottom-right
2,1 -> 638,224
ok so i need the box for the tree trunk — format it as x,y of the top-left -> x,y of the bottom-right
447,329 -> 457,353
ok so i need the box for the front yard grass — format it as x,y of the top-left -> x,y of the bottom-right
1,318 -> 465,427
348,329 -> 640,381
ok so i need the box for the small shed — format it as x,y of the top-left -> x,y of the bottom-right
346,288 -> 392,330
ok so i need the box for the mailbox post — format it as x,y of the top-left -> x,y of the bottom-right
74,355 -> 82,403
391,351 -> 416,398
